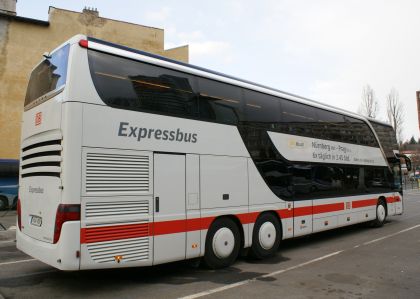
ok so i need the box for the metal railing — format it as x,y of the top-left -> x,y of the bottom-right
403,179 -> 420,190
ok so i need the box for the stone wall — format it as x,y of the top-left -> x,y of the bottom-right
0,7 -> 189,159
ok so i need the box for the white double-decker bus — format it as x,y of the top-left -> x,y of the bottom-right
17,35 -> 411,270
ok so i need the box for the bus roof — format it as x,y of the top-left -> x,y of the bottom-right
86,36 -> 370,123
366,117 -> 394,129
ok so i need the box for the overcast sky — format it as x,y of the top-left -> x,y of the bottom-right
17,0 -> 420,141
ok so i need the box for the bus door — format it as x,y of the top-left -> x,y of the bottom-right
153,153 -> 186,265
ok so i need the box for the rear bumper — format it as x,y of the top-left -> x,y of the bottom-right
16,222 -> 80,270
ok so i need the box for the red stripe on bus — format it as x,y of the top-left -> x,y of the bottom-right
293,206 -> 313,217
313,202 -> 344,214
80,197 -> 384,244
81,222 -> 149,243
278,209 -> 293,219
386,196 -> 399,203
352,198 -> 377,208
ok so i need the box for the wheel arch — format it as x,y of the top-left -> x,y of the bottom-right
378,196 -> 388,216
207,214 -> 245,250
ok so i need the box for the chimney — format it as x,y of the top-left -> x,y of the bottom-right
82,6 -> 99,17
0,0 -> 17,15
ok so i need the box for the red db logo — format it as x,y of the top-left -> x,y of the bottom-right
35,112 -> 42,126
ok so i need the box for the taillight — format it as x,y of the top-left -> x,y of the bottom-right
79,39 -> 88,48
17,197 -> 21,231
53,204 -> 80,244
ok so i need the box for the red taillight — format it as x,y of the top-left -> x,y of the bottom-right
79,39 -> 88,48
17,197 -> 21,231
53,204 -> 80,244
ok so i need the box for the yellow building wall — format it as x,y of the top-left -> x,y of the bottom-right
0,7 -> 189,159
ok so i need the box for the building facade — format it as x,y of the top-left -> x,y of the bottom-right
0,2 -> 189,159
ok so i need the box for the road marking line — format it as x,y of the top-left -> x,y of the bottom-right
180,223 -> 420,299
179,251 -> 343,299
363,224 -> 420,245
0,258 -> 36,266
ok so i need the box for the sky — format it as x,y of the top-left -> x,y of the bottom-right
17,0 -> 420,141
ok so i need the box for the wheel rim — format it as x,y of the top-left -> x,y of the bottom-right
377,204 -> 386,222
212,227 -> 235,259
258,221 -> 276,250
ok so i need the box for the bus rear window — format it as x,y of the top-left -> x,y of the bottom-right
24,44 -> 70,107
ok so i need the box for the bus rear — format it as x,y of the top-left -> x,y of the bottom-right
17,36 -> 83,270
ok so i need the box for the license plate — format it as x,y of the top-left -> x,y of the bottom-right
30,215 -> 42,227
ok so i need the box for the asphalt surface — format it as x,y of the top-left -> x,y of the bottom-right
0,191 -> 419,299
0,211 -> 16,231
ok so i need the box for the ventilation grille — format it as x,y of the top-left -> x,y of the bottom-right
87,236 -> 149,263
85,200 -> 149,218
85,153 -> 149,194
21,139 -> 62,178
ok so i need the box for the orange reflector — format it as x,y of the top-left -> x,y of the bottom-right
114,255 -> 123,263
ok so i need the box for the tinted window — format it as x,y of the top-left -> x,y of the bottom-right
365,167 -> 390,192
244,90 -> 281,129
198,78 -> 243,124
280,100 -> 317,136
88,50 -> 198,118
25,44 -> 70,106
370,121 -> 397,157
315,109 -> 347,141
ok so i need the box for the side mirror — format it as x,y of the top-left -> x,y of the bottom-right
396,153 -> 412,171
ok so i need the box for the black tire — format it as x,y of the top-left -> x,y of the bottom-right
371,199 -> 387,228
203,217 -> 241,269
250,213 -> 281,259
0,196 -> 8,211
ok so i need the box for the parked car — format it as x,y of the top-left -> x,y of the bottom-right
0,159 -> 19,210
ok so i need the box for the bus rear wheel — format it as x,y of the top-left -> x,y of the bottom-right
250,213 -> 281,259
203,218 -> 241,269
371,199 -> 387,227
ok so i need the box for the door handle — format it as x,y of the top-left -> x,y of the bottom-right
155,197 -> 159,213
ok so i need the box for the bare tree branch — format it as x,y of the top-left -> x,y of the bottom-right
386,88 -> 404,143
358,84 -> 379,118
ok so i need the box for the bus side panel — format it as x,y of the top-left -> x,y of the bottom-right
186,154 -> 201,259
200,155 -> 248,210
394,193 -> 403,215
79,147 -> 154,270
199,155 -> 250,252
247,159 -> 292,240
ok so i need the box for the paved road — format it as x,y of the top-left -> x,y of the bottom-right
0,191 -> 419,299
0,211 -> 16,231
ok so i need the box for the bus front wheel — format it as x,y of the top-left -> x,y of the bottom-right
203,218 -> 241,269
371,199 -> 387,227
250,213 -> 281,259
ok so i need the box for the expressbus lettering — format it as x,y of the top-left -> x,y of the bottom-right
118,122 -> 198,143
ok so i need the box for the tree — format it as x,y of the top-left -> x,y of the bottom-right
409,136 -> 418,144
386,88 -> 404,143
358,84 -> 379,118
